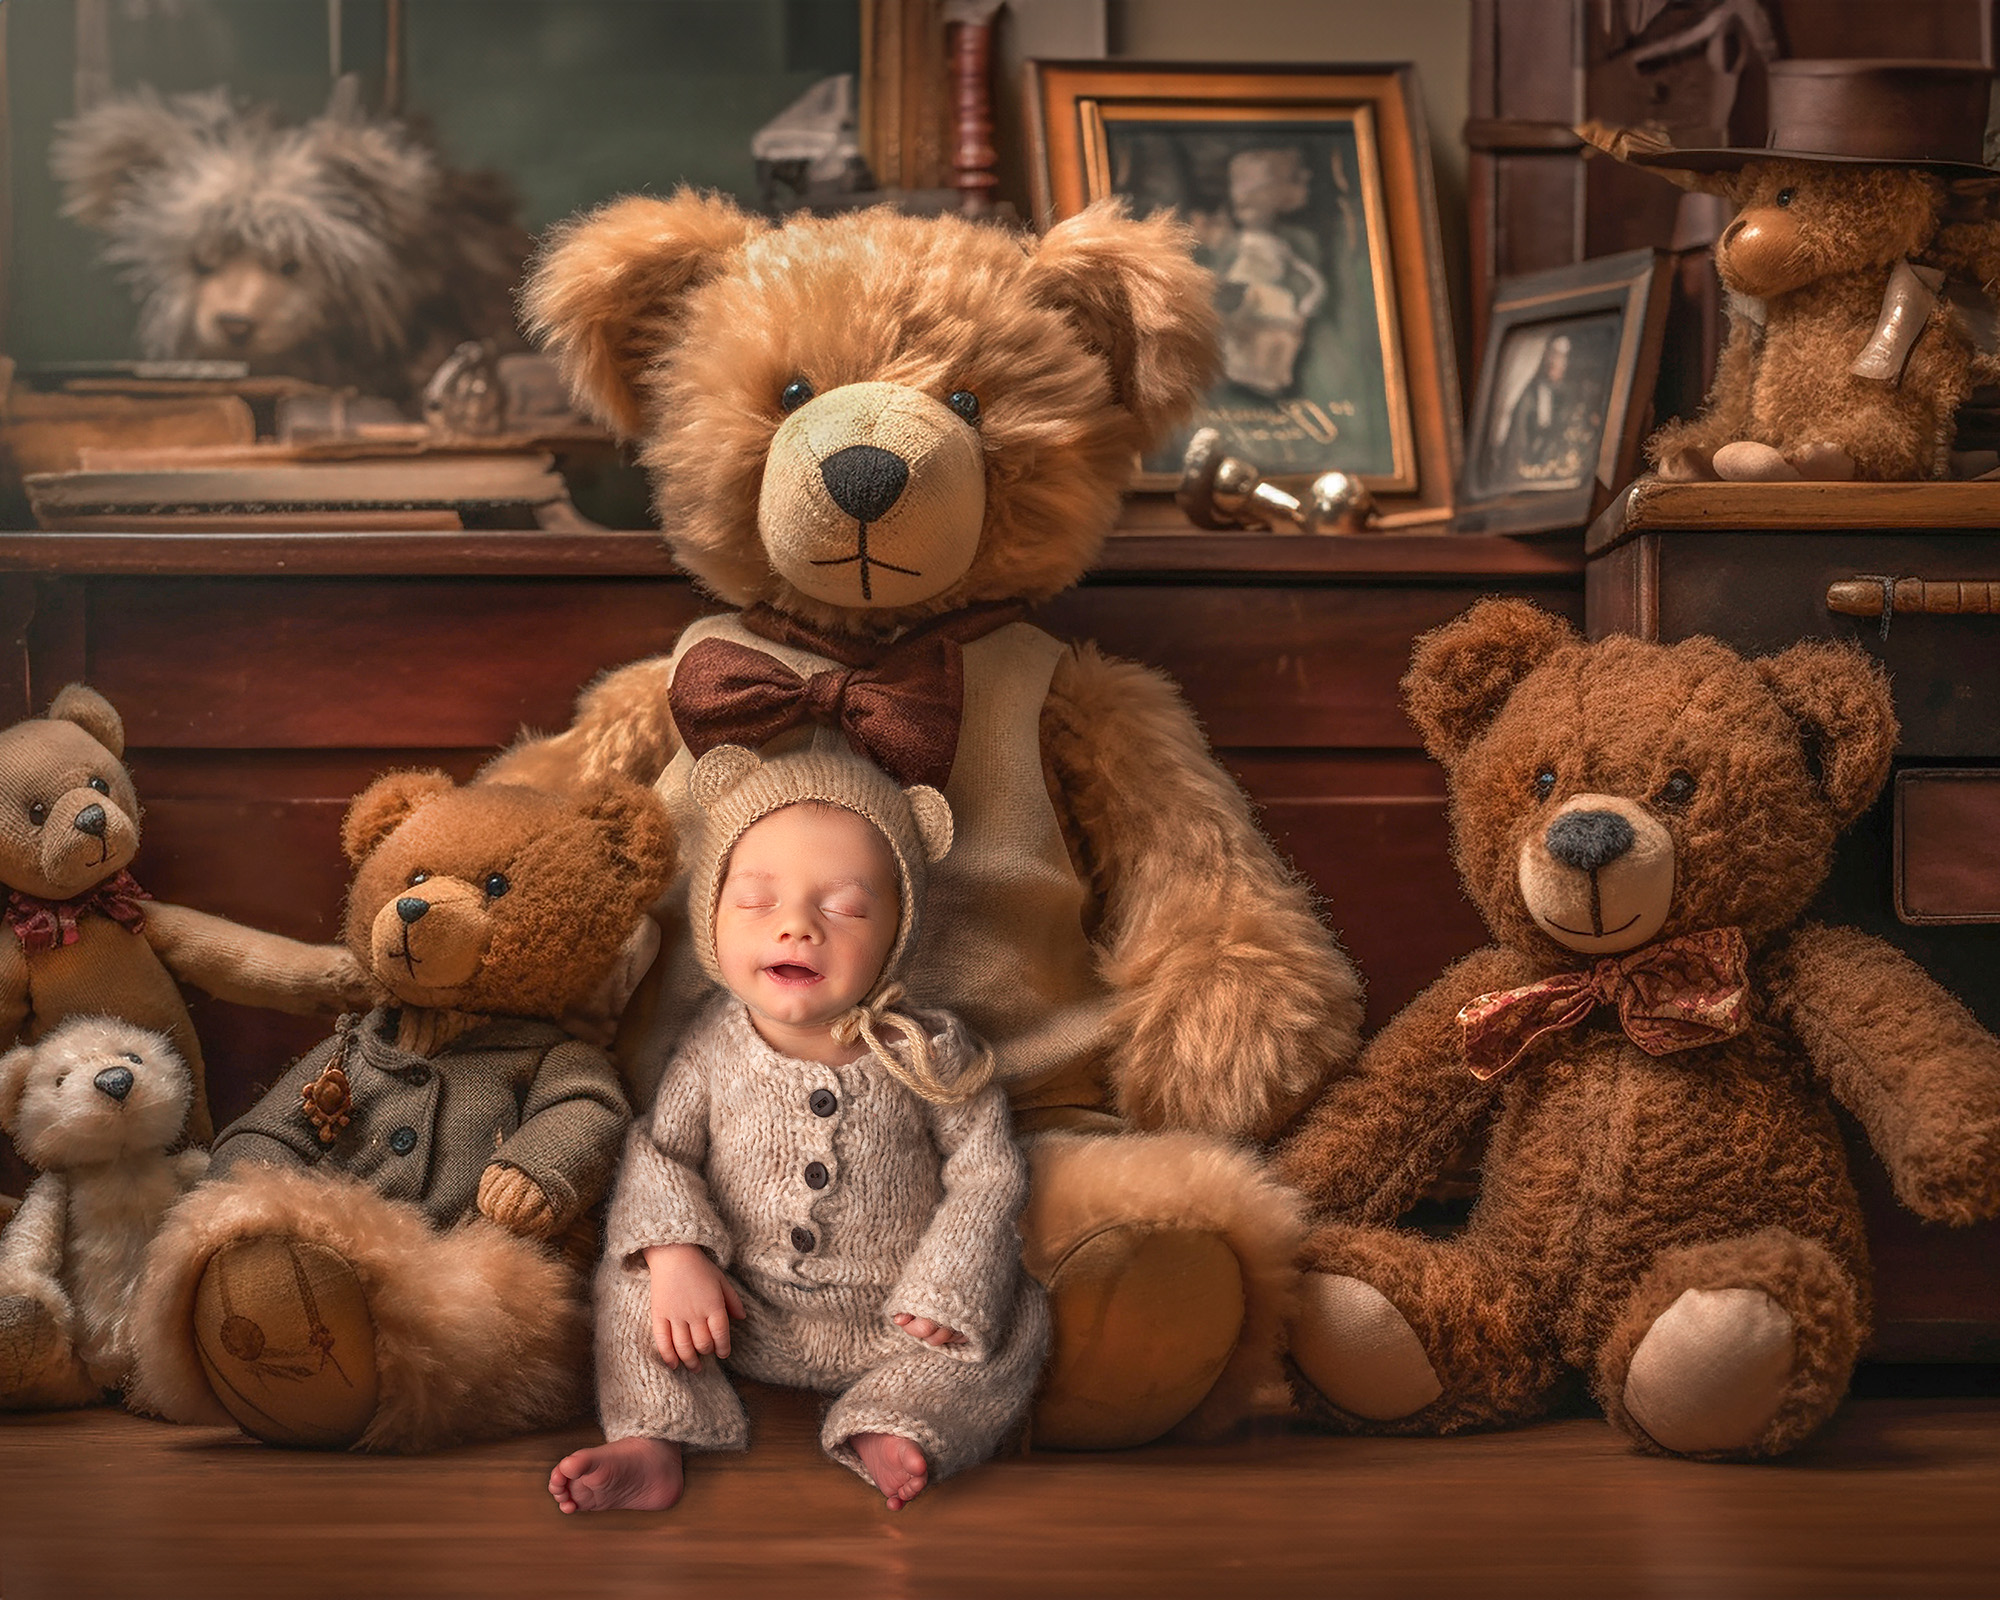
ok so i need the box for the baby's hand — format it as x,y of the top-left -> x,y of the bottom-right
892,1312 -> 967,1348
644,1243 -> 744,1371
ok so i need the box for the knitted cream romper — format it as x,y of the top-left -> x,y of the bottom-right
593,998 -> 1049,1481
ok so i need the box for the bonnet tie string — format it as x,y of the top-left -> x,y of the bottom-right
830,982 -> 993,1105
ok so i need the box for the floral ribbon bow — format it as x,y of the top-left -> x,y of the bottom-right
5,869 -> 153,952
668,603 -> 1025,790
1457,926 -> 1752,1083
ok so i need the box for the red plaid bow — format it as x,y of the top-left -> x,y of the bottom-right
5,869 -> 154,952
668,603 -> 1023,790
1458,926 -> 1752,1082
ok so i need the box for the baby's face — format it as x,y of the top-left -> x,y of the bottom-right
714,803 -> 900,1034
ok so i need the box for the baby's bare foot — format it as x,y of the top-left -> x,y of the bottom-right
548,1436 -> 685,1514
851,1431 -> 929,1510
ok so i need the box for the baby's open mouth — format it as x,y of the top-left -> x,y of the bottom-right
764,963 -> 822,986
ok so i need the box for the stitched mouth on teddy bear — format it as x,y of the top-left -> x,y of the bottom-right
33,792 -> 139,898
368,881 -> 490,996
1518,793 -> 1677,956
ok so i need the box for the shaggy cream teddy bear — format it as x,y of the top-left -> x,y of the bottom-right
0,1017 -> 206,1409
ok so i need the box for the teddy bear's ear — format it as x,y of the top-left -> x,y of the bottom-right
580,779 -> 678,899
903,784 -> 954,864
689,745 -> 763,813
50,86 -> 224,228
1402,599 -> 1579,766
0,1043 -> 36,1136
340,770 -> 457,864
521,189 -> 766,439
1024,199 -> 1221,448
46,684 -> 125,759
1756,641 -> 1899,827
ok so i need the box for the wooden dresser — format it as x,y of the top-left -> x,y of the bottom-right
0,522 -> 1584,1190
1590,480 -> 2000,1359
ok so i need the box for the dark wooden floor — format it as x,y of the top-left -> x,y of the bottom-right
4,1382 -> 1999,1600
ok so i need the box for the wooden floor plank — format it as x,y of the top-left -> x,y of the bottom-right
4,1387 -> 1999,1599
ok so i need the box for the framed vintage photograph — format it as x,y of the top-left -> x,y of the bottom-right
1028,61 -> 1461,527
1453,248 -> 1672,536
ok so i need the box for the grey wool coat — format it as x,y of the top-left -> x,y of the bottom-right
210,1005 -> 630,1231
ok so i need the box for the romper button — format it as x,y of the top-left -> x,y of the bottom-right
804,1161 -> 828,1189
388,1126 -> 418,1155
808,1089 -> 837,1117
791,1227 -> 815,1253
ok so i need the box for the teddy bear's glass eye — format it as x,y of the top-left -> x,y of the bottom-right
1532,769 -> 1557,801
780,378 -> 815,413
484,873 -> 511,898
27,801 -> 47,827
947,390 -> 981,424
87,777 -> 110,795
1775,187 -> 1795,208
408,870 -> 429,886
1657,769 -> 1698,808
278,259 -> 302,278
122,1052 -> 142,1065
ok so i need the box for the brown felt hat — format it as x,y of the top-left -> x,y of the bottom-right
1597,59 -> 2000,179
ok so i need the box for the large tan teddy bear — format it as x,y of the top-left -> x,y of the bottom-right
489,191 -> 1365,1447
0,685 -> 369,1145
1276,601 -> 2000,1459
128,773 -> 674,1451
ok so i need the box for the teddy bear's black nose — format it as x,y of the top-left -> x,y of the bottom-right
93,1066 -> 135,1101
74,804 -> 107,838
820,444 -> 909,523
215,313 -> 257,345
396,896 -> 431,924
1546,810 -> 1635,873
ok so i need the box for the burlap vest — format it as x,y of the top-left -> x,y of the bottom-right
640,612 -> 1113,1111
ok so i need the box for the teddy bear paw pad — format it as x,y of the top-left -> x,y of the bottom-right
1622,1285 -> 1797,1455
193,1235 -> 379,1449
1290,1274 -> 1442,1421
1032,1226 -> 1244,1450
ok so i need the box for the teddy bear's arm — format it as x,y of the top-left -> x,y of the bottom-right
1767,922 -> 2000,1224
1274,946 -> 1523,1223
0,1174 -> 73,1315
142,902 -> 373,1015
481,657 -> 684,793
1646,308 -> 1759,479
484,1039 -> 632,1234
0,933 -> 28,1048
1041,643 -> 1366,1141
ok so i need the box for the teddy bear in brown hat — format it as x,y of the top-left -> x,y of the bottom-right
1276,598 -> 2000,1459
127,771 -> 674,1452
1585,59 -> 2000,481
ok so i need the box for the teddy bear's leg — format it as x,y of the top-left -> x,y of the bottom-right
1290,1223 -> 1561,1434
131,1166 -> 591,1452
1019,1130 -> 1305,1449
1596,1227 -> 1864,1460
0,1291 -> 104,1410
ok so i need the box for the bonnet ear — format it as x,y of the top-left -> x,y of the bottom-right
1024,199 -> 1221,448
1756,641 -> 1899,827
340,770 -> 458,864
45,684 -> 125,759
689,745 -> 764,813
903,785 -> 954,864
1401,599 -> 1580,766
521,189 -> 767,439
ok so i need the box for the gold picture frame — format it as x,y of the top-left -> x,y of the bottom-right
1029,61 -> 1461,526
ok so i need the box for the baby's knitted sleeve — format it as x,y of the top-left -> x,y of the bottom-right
600,1033 -> 733,1270
885,1021 -> 1030,1362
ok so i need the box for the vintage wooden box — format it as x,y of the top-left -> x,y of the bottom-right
1589,479 -> 2000,1358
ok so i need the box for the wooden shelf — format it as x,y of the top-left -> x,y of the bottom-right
1590,479 -> 2000,554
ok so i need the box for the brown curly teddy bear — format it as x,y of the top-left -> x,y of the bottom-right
127,772 -> 674,1452
1586,60 -> 2000,482
1276,599 -> 2000,1459
486,191 -> 1364,1448
0,684 -> 369,1145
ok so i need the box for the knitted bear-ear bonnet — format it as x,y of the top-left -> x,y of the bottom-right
686,745 -> 985,1103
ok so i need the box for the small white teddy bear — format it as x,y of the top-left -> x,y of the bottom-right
0,1017 -> 207,1407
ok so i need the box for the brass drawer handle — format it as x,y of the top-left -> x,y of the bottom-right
1826,576 -> 2000,639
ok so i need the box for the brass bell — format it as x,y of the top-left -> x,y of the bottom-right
1176,427 -> 1377,535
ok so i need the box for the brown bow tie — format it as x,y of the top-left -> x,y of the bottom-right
5,869 -> 154,953
1457,926 -> 1752,1082
669,603 -> 1024,789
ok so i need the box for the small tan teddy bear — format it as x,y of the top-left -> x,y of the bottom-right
0,1017 -> 206,1408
